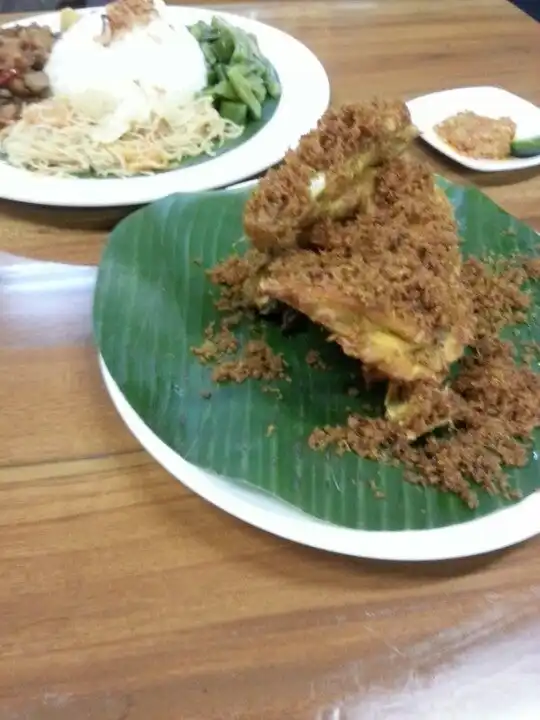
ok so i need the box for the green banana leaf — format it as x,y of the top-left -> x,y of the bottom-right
93,178 -> 540,531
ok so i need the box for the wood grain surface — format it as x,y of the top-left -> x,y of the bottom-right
2,2 -> 540,719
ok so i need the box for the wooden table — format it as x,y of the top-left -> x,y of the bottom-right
2,1 -> 540,718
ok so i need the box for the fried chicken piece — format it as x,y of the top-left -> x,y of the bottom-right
245,154 -> 474,383
244,99 -> 418,252
214,99 -> 475,428
257,242 -> 470,382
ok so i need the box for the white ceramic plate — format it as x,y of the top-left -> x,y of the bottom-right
407,86 -> 540,172
99,356 -> 540,562
0,7 -> 330,207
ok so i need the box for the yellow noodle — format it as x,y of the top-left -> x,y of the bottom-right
0,94 -> 243,177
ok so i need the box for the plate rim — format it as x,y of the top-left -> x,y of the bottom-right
407,85 -> 540,173
98,355 -> 540,562
0,6 -> 330,207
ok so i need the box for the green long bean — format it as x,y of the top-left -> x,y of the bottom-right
189,17 -> 282,125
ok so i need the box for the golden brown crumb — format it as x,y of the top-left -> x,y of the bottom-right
462,257 -> 530,337
266,424 -> 276,437
523,258 -> 540,280
208,249 -> 270,314
435,111 -> 516,159
212,340 -> 288,384
190,322 -> 238,363
306,349 -> 327,370
522,342 -> 540,366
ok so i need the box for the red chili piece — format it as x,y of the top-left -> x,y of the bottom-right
0,68 -> 18,87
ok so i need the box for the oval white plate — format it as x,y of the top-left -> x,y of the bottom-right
0,7 -> 330,207
99,355 -> 540,561
407,86 -> 540,173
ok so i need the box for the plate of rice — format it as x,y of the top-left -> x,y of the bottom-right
0,0 -> 329,207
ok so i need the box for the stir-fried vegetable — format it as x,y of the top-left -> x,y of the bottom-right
189,16 -> 281,125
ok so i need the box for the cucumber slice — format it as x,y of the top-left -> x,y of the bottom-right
511,136 -> 540,158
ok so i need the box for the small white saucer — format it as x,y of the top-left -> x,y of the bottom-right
407,86 -> 540,172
